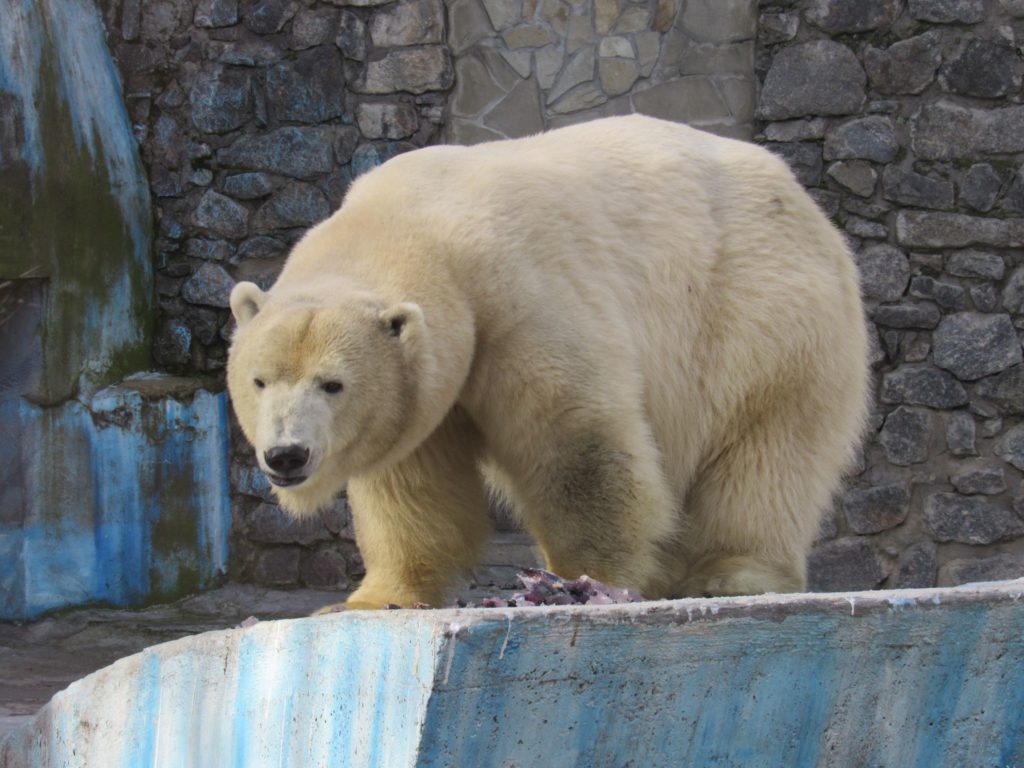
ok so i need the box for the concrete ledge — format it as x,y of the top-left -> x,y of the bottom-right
3,580 -> 1023,767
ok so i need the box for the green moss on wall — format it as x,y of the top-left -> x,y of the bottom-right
0,0 -> 153,404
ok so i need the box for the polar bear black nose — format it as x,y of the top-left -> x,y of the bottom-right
264,445 -> 310,475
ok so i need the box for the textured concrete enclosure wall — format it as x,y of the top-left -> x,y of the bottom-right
446,0 -> 756,142
0,0 -> 231,618
3,581 -> 1023,766
755,0 -> 1024,591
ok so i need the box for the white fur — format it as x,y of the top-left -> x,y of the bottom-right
227,115 -> 870,610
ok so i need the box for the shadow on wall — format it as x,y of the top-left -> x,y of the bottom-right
0,0 -> 230,620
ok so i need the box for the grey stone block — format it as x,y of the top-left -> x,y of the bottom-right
1003,267 -> 1024,313
360,46 -> 453,95
881,363 -> 968,409
1001,169 -> 1024,214
946,250 -> 1005,280
758,10 -> 799,44
873,302 -> 941,329
864,33 -> 941,95
894,541 -> 937,589
253,182 -> 331,231
217,127 -> 336,179
336,10 -> 367,60
189,66 -> 253,135
882,166 -> 954,210
763,118 -> 827,142
290,8 -> 339,50
971,284 -> 999,313
960,164 -> 1003,213
880,405 -> 935,465
951,463 -> 1006,495
370,0 -> 444,47
996,424 -> 1024,470
842,483 -> 910,534
908,0 -> 985,23
896,211 -> 1024,249
845,216 -> 887,240
908,276 -> 967,311
223,173 -> 275,201
912,101 -> 1024,161
824,116 -> 898,163
925,493 -> 1024,544
803,0 -> 901,33
194,0 -> 238,28
759,40 -> 865,120
807,537 -> 888,591
208,39 -> 283,67
856,244 -> 910,301
236,236 -> 286,261
933,313 -> 1022,380
244,0 -> 296,34
181,263 -> 237,308
942,40 -> 1022,98
183,238 -> 234,262
946,411 -> 977,455
844,198 -> 891,221
266,49 -> 346,124
827,161 -> 877,197
192,190 -> 249,239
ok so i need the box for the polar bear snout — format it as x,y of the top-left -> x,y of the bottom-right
263,444 -> 311,486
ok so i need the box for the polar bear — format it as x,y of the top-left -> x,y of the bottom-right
227,115 -> 868,611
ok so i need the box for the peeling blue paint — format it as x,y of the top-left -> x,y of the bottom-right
0,384 -> 231,620
2,584 -> 1022,767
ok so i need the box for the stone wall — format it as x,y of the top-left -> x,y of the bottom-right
94,0 -> 458,588
447,0 -> 756,142
756,0 -> 1024,590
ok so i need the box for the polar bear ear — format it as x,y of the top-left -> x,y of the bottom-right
379,302 -> 424,346
230,282 -> 266,327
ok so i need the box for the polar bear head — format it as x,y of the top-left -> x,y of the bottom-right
226,280 -> 426,517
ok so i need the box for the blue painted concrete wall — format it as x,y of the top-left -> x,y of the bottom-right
2,582 -> 1021,766
0,0 -> 231,618
0,382 -> 231,620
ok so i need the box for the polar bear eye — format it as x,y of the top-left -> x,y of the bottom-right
254,378 -> 265,389
321,381 -> 343,394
